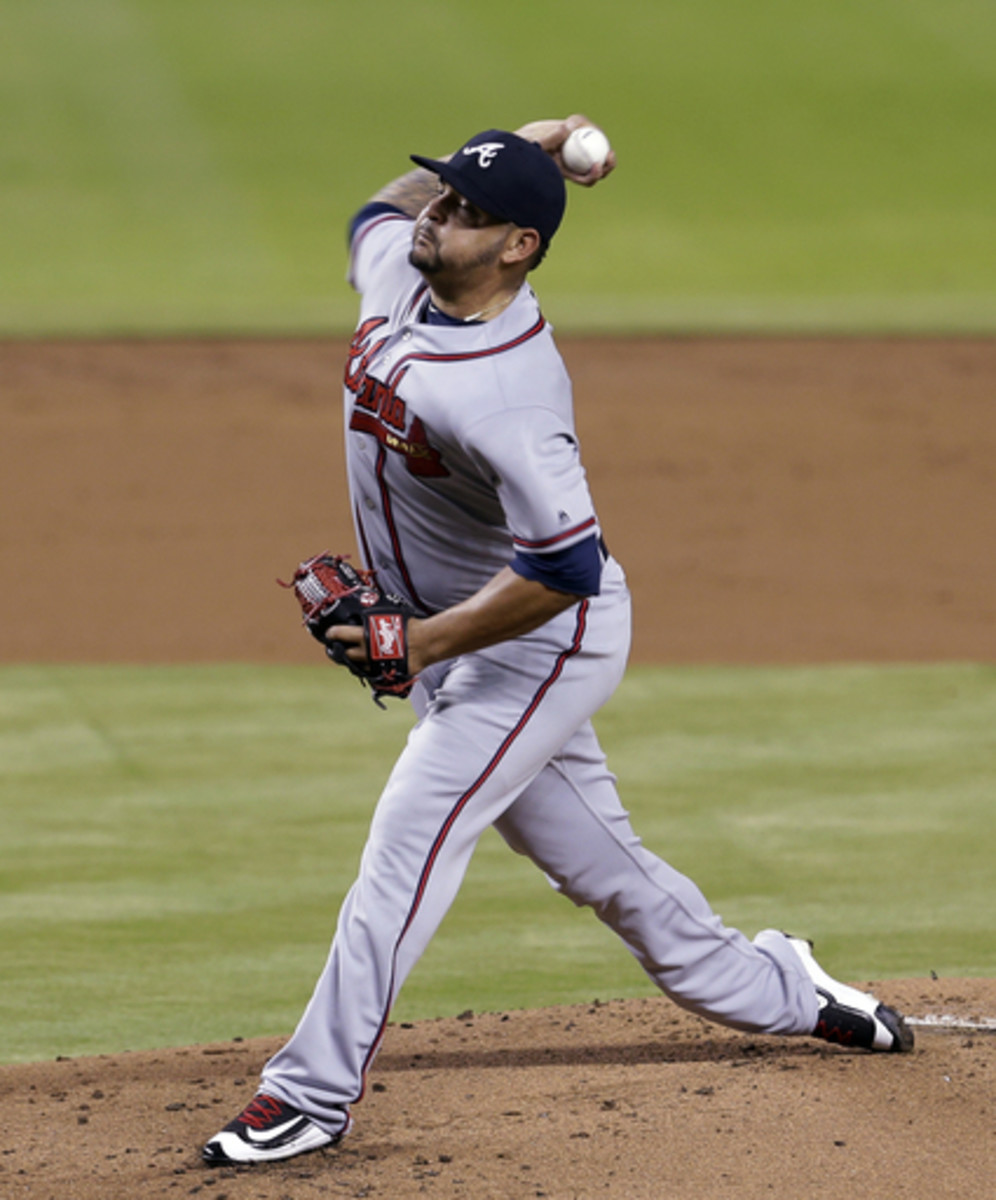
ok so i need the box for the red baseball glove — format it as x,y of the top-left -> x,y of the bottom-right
281,553 -> 417,705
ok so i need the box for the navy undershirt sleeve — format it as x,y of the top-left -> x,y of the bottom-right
510,534 -> 603,597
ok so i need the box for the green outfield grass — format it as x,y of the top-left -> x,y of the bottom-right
1,662 -> 992,1064
2,1 -> 994,334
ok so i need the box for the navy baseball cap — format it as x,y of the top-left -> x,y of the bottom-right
411,129 -> 566,246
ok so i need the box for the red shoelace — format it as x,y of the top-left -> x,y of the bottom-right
239,1094 -> 287,1129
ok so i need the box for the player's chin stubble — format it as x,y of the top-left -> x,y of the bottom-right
409,221 -> 442,273
409,244 -> 441,274
409,228 -> 506,277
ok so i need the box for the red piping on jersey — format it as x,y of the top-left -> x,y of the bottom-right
373,443 -> 429,613
383,315 -> 548,385
403,283 -> 430,323
354,503 -> 375,574
356,599 -> 590,1097
514,516 -> 598,551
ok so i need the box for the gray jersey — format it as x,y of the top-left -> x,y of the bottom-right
345,209 -> 600,612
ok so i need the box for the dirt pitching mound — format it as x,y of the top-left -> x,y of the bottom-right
1,980 -> 993,1200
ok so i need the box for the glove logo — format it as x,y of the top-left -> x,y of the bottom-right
369,613 -> 405,660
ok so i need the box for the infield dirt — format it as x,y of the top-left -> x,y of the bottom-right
1,337 -> 993,1198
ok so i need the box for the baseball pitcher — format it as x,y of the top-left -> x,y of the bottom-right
203,115 -> 912,1166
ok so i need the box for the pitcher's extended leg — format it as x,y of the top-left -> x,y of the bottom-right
495,723 -> 819,1035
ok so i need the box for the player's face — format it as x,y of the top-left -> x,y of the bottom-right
410,183 -> 514,279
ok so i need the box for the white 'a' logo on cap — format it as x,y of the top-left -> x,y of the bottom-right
463,142 -> 504,169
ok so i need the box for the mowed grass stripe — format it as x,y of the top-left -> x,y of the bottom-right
1,662 -> 992,1062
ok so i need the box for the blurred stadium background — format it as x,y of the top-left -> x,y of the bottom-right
2,0 -> 994,335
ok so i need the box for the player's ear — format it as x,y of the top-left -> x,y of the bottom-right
502,227 -> 541,266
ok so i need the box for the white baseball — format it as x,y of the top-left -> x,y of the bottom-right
561,126 -> 611,174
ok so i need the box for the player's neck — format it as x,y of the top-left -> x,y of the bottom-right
426,280 -> 521,324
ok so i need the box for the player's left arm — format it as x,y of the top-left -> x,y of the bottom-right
414,568 -> 581,670
329,567 -> 579,676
